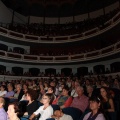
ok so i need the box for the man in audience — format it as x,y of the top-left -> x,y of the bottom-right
70,86 -> 89,113
0,97 -> 7,120
52,110 -> 73,120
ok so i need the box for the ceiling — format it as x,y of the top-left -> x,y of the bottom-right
1,0 -> 119,17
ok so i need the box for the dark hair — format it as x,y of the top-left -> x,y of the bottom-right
89,96 -> 101,103
100,87 -> 111,99
63,85 -> 70,92
89,96 -> 103,113
26,89 -> 38,101
8,102 -> 20,114
1,85 -> 7,90
48,86 -> 55,93
44,93 -> 54,104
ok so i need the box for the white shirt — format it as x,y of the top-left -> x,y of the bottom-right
0,91 -> 7,96
34,105 -> 53,120
59,114 -> 73,120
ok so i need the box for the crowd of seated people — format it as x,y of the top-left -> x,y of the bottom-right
2,7 -> 118,37
0,74 -> 119,120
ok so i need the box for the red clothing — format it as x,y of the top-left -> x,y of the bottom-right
70,94 -> 89,112
52,95 -> 73,108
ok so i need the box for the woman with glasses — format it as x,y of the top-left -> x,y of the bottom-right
29,93 -> 54,120
83,96 -> 106,120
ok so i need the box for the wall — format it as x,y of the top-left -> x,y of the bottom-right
0,58 -> 119,74
0,1 -> 119,24
0,41 -> 30,53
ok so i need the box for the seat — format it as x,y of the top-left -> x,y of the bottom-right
62,107 -> 82,120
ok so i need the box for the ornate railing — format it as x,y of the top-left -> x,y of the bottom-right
0,41 -> 119,63
0,11 -> 120,43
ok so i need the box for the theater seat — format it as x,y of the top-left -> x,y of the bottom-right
62,107 -> 82,120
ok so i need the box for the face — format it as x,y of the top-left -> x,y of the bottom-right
87,87 -> 93,93
7,105 -> 15,118
42,95 -> 50,104
47,88 -> 53,93
62,89 -> 68,96
76,88 -> 83,97
0,86 -> 4,91
7,86 -> 13,92
16,85 -> 21,91
54,110 -> 61,118
100,88 -> 107,97
90,101 -> 100,111
26,93 -> 31,101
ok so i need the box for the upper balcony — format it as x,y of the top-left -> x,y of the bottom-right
0,40 -> 119,64
0,9 -> 120,44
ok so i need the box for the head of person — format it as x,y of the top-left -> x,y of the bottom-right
61,86 -> 70,96
16,84 -> 22,92
75,86 -> 84,97
42,93 -> 54,105
7,84 -> 13,92
23,84 -> 28,90
0,97 -> 5,108
89,96 -> 102,113
47,86 -> 55,94
0,85 -> 6,91
53,110 -> 63,118
87,85 -> 94,94
100,87 -> 110,99
7,102 -> 20,119
26,89 -> 38,101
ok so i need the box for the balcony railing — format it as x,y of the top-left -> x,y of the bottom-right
0,41 -> 119,63
0,11 -> 120,43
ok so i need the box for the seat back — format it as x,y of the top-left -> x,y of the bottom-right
62,107 -> 82,120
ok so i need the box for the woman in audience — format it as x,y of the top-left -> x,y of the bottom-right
0,85 -> 7,97
83,96 -> 106,120
23,89 -> 39,116
7,102 -> 20,120
29,93 -> 54,120
100,87 -> 115,112
52,86 -> 73,109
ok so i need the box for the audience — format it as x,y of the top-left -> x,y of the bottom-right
0,97 -> 7,120
70,86 -> 89,113
52,109 -> 73,120
0,73 -> 119,120
29,93 -> 54,120
52,86 -> 73,109
83,96 -> 106,120
7,102 -> 20,120
0,85 -> 7,97
100,87 -> 115,112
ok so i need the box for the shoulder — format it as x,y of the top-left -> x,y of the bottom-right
83,112 -> 91,120
97,113 -> 106,120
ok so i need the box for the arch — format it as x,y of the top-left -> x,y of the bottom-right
61,68 -> 72,77
110,62 -> 120,73
13,47 -> 25,54
93,65 -> 105,74
0,43 -> 8,51
45,68 -> 56,76
0,65 -> 6,73
29,68 -> 40,76
77,67 -> 88,76
12,67 -> 23,76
